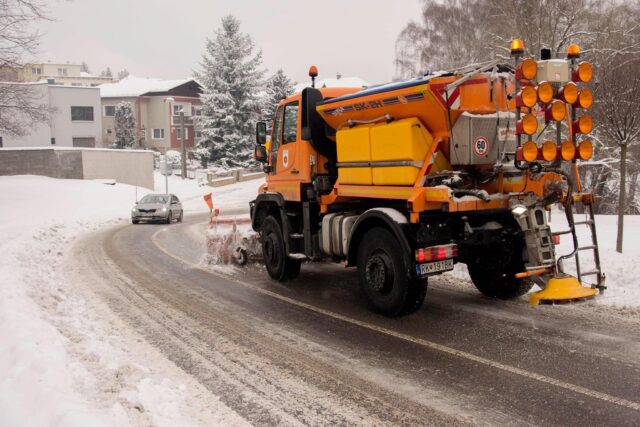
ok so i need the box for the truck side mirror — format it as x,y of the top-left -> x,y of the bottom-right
256,121 -> 267,146
254,144 -> 268,163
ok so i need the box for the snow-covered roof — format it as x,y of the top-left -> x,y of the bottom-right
293,76 -> 369,94
80,71 -> 92,77
99,75 -> 193,98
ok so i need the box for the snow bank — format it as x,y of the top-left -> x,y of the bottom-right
0,175 -> 256,426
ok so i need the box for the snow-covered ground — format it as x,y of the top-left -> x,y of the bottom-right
1,173 -> 639,425
0,174 -> 261,426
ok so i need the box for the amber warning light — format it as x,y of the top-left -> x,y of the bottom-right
309,65 -> 318,88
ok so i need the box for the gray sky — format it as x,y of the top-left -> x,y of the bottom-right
37,0 -> 422,85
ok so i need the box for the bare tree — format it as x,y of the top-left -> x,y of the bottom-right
0,0 -> 50,136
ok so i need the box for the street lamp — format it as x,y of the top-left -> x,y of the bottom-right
164,96 -> 187,180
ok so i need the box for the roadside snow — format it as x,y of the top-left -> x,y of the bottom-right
0,175 -> 259,426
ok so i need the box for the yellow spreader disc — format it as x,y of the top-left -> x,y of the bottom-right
530,275 -> 597,306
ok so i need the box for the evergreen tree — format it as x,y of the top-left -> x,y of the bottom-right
263,69 -> 294,121
101,67 -> 113,78
195,15 -> 265,169
114,101 -> 137,149
80,61 -> 90,74
117,69 -> 129,80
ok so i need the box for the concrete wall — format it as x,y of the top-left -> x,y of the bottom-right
82,149 -> 154,189
0,148 -> 154,189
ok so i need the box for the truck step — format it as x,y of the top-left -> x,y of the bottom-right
574,220 -> 594,226
288,253 -> 308,260
289,233 -> 304,239
577,245 -> 597,251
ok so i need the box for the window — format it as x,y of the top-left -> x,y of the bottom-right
71,83 -> 82,87
0,137 -> 3,148
271,106 -> 284,154
72,137 -> 95,148
195,130 -> 202,138
70,106 -> 94,121
106,129 -> 112,134
31,67 -> 42,75
193,107 -> 202,116
282,102 -> 299,144
104,105 -> 115,117
173,103 -> 191,116
173,104 -> 183,115
176,128 -> 189,139
51,138 -> 56,145
57,68 -> 68,76
152,128 -> 165,139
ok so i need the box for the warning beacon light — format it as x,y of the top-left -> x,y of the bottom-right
309,65 -> 318,88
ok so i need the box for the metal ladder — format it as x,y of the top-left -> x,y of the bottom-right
554,193 -> 606,292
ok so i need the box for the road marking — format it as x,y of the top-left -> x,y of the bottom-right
150,228 -> 640,412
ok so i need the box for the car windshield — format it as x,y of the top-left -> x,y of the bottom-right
140,194 -> 169,204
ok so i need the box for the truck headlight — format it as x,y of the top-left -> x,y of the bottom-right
161,207 -> 168,212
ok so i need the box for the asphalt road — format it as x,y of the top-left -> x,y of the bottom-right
74,212 -> 640,426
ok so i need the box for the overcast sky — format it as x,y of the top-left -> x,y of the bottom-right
36,0 -> 422,85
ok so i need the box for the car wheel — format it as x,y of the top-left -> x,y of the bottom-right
165,214 -> 171,224
132,219 -> 139,224
178,210 -> 183,223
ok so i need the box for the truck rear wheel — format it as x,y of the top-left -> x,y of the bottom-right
467,249 -> 534,299
260,216 -> 301,281
357,227 -> 427,317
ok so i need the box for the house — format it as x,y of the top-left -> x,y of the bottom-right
99,76 -> 203,153
0,81 -> 103,148
3,62 -> 113,87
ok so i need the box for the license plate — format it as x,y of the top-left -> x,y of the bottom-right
416,258 -> 454,276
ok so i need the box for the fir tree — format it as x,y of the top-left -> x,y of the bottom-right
80,61 -> 90,74
263,69 -> 294,121
114,101 -> 137,149
101,67 -> 113,78
117,69 -> 129,80
195,15 -> 265,169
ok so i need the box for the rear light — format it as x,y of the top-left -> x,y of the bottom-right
516,86 -> 538,108
522,141 -> 538,162
573,114 -> 593,134
545,100 -> 566,122
560,140 -> 576,161
516,58 -> 537,81
573,61 -> 593,83
541,140 -> 558,161
552,234 -> 561,245
576,88 -> 593,109
559,82 -> 578,104
516,113 -> 538,135
415,244 -> 458,262
578,139 -> 593,160
536,81 -> 554,104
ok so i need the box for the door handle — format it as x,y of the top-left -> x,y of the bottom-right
292,169 -> 299,174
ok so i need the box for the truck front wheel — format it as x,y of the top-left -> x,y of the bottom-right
260,216 -> 301,281
357,227 -> 427,317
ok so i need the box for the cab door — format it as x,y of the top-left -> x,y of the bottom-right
275,101 -> 299,177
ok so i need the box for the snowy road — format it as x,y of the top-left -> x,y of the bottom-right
73,213 -> 640,426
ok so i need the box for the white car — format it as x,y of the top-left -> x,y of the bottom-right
131,193 -> 183,224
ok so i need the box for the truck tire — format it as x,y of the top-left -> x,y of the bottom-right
260,216 -> 301,281
357,227 -> 427,317
467,249 -> 534,299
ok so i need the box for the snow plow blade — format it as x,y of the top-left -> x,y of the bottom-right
529,275 -> 597,306
206,215 -> 260,266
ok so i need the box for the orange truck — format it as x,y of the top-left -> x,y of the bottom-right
250,40 -> 605,316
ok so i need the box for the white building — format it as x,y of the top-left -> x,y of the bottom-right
1,82 -> 103,148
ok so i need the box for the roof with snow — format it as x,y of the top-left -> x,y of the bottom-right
99,76 -> 201,98
293,76 -> 369,94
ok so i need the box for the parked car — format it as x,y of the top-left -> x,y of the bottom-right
131,194 -> 183,224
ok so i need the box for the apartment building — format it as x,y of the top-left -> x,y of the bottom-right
100,76 -> 202,153
0,82 -> 103,148
2,62 -> 113,87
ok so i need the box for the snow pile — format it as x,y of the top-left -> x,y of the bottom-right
0,175 -> 254,426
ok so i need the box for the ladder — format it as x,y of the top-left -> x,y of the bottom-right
554,193 -> 606,293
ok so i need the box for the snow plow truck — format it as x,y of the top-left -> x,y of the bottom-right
250,39 -> 605,316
